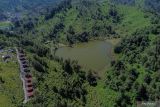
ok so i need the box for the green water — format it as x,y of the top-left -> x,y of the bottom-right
55,41 -> 113,71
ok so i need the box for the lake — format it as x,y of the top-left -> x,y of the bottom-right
55,41 -> 114,71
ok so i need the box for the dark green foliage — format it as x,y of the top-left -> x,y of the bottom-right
87,71 -> 97,87
0,0 -> 62,21
114,45 -> 123,54
136,84 -> 148,101
114,93 -> 132,107
63,59 -> 73,74
10,0 -> 121,46
115,34 -> 150,64
30,44 -> 49,57
33,55 -> 48,68
111,0 -> 135,5
144,37 -> 160,71
77,32 -> 89,42
20,39 -> 34,46
45,0 -> 72,20
1,0 -> 160,106
12,17 -> 39,34
32,60 -> 46,73
106,23 -> 160,106
30,58 -> 90,107
49,22 -> 65,40
145,0 -> 160,14
0,76 -> 5,84
109,6 -> 121,23
144,73 -> 151,84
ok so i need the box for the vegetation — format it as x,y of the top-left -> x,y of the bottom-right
0,0 -> 160,106
0,60 -> 23,107
0,0 -> 62,21
106,16 -> 160,106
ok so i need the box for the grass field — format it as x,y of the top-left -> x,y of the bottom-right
86,79 -> 119,107
0,21 -> 12,29
0,53 -> 23,106
116,5 -> 151,36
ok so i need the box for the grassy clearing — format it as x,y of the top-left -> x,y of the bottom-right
0,21 -> 12,27
0,55 -> 23,106
86,78 -> 118,107
116,5 -> 151,35
0,93 -> 13,107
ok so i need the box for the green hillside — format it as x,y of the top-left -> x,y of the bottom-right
0,0 -> 59,11
17,0 -> 150,45
0,0 -> 160,106
0,0 -> 62,22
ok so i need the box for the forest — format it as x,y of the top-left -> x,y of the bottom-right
0,0 -> 62,22
0,0 -> 160,107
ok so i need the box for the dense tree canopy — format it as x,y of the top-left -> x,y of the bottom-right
1,0 -> 160,106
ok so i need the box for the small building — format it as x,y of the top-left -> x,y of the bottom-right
27,87 -> 33,91
20,57 -> 26,61
8,49 -> 15,53
25,77 -> 32,81
27,88 -> 33,93
19,54 -> 25,58
27,84 -> 33,88
25,74 -> 32,78
2,55 -> 11,62
23,69 -> 30,73
26,80 -> 32,83
22,64 -> 29,68
18,49 -> 24,54
21,60 -> 28,65
27,91 -> 34,98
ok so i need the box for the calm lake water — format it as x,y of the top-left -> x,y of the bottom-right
55,41 -> 113,71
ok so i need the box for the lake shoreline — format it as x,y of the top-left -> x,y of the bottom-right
57,38 -> 121,49
55,40 -> 115,72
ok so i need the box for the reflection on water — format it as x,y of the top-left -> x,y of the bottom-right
55,41 -> 113,71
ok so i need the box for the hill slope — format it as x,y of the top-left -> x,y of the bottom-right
0,0 -> 61,21
112,0 -> 160,14
0,0 -> 160,106
0,0 -> 60,11
15,0 -> 150,45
